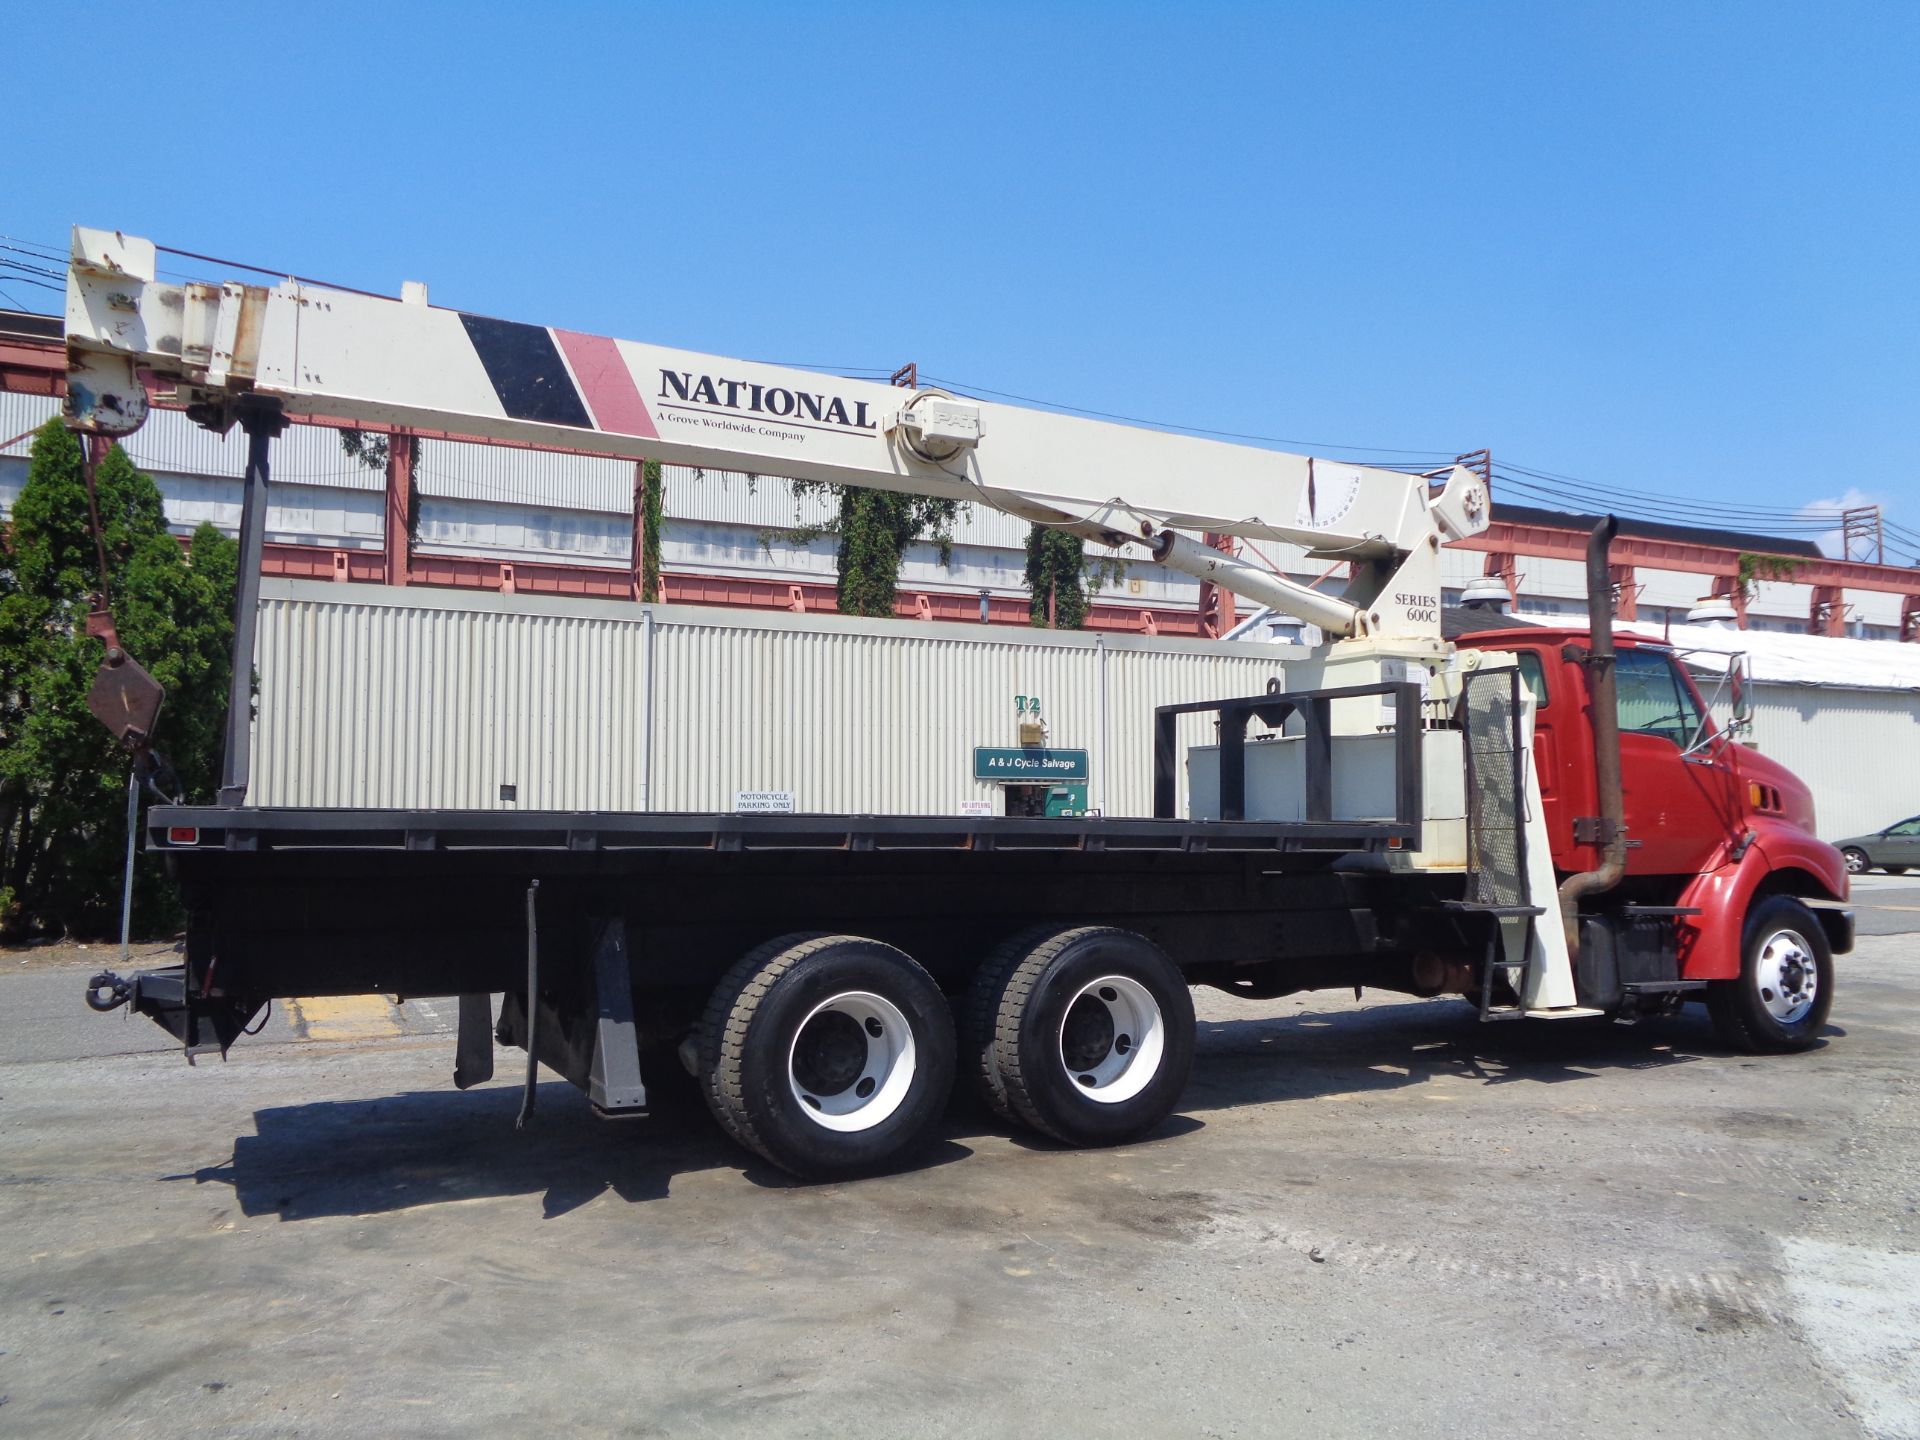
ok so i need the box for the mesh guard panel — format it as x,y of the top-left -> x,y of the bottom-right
1464,670 -> 1527,908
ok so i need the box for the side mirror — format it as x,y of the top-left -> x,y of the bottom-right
1729,653 -> 1754,730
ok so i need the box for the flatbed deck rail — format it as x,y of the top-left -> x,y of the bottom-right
1153,680 -> 1422,823
147,806 -> 1420,856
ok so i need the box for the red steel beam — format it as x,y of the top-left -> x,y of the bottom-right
1453,521 -> 1918,597
0,337 -> 64,397
255,545 -> 1206,635
383,434 -> 413,588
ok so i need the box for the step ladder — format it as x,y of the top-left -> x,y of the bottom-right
1447,901 -> 1548,1019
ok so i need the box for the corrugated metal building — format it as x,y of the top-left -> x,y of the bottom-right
1744,685 -> 1920,841
248,580 -> 1286,818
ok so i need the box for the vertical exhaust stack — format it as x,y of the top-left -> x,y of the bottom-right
1557,516 -> 1627,956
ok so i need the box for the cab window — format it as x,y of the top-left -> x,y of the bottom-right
1614,648 -> 1704,749
1515,652 -> 1549,709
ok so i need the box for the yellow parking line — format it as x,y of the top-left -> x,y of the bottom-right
293,995 -> 404,1041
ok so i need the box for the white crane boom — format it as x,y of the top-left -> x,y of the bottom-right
61,227 -> 1489,641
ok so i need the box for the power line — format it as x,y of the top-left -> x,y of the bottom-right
752,361 -> 895,376
0,258 -> 62,281
1491,470 -> 1859,530
1493,480 -> 1836,532
0,236 -> 65,261
1499,460 -> 1858,520
915,371 -> 1459,459
1495,472 -> 1920,566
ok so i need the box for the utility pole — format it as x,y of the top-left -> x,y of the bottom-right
1841,505 -> 1884,565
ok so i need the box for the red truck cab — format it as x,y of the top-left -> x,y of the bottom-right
1456,627 -> 1851,1046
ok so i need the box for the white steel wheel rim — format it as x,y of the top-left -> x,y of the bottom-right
1754,930 -> 1819,1024
786,990 -> 918,1133
1057,975 -> 1165,1105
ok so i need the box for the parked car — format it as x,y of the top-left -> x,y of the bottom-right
1835,816 -> 1920,875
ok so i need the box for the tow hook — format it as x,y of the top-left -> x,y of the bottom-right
85,971 -> 132,1013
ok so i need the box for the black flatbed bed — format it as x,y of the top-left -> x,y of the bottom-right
147,805 -> 1416,856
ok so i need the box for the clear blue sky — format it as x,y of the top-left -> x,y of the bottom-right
9,2 -> 1917,558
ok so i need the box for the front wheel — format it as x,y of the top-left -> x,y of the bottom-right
1706,896 -> 1834,1054
1841,847 -> 1869,875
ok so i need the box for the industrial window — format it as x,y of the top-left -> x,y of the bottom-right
1515,652 -> 1549,709
1614,648 -> 1704,750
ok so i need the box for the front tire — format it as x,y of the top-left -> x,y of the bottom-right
1706,896 -> 1834,1054
697,934 -> 956,1180
978,927 -> 1195,1147
1841,847 -> 1868,876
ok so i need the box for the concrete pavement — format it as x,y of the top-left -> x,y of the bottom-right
0,928 -> 1914,1438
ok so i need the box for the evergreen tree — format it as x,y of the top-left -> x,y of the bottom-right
0,419 -> 237,938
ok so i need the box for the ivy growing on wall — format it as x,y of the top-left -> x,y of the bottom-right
783,482 -> 963,618
1735,551 -> 1804,598
638,459 -> 664,602
1021,524 -> 1129,629
338,428 -> 422,545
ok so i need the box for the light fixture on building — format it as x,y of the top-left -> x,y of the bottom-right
1261,613 -> 1310,645
1686,596 -> 1739,627
1459,575 -> 1512,612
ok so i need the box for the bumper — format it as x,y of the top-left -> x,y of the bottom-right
1813,907 -> 1855,956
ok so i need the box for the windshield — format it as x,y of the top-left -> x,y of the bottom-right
1615,648 -> 1706,750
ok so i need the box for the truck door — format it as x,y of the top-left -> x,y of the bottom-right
1613,647 -> 1742,876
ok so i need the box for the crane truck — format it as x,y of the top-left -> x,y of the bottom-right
64,227 -> 1851,1180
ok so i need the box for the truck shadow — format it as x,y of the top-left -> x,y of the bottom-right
1179,995 -> 1813,1114
169,1082 -> 973,1222
174,997 -> 1829,1220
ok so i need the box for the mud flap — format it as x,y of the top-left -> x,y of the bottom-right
492,919 -> 647,1116
454,994 -> 495,1089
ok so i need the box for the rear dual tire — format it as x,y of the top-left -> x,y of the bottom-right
965,926 -> 1195,1147
697,934 -> 955,1181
